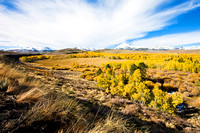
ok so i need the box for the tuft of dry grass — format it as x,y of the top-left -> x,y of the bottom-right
24,91 -> 82,124
23,90 -> 94,132
0,63 -> 46,96
17,88 -> 44,102
189,97 -> 200,109
89,113 -> 134,133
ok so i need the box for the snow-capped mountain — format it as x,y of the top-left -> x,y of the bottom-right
115,43 -> 132,49
115,43 -> 176,50
148,46 -> 175,50
181,46 -> 200,50
76,46 -> 96,51
4,46 -> 54,53
114,42 -> 200,50
37,47 -> 54,52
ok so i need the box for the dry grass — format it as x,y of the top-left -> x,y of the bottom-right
2,55 -> 199,132
34,57 -> 127,68
0,62 -> 45,99
24,90 -> 140,133
0,61 -> 51,132
17,88 -> 44,102
187,97 -> 200,109
147,69 -> 200,97
89,113 -> 132,133
0,64 -> 23,79
25,91 -> 81,124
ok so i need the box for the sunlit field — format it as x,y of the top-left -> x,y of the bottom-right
35,57 -> 128,68
21,52 -> 200,108
1,50 -> 200,132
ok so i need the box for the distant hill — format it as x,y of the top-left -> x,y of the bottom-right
48,48 -> 85,55
0,50 -> 21,55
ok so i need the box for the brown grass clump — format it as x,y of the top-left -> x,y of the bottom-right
80,70 -> 96,81
190,88 -> 200,96
23,90 -> 139,133
122,104 -> 141,115
0,65 -> 23,79
24,91 -> 81,125
89,113 -> 132,133
188,97 -> 200,109
178,85 -> 186,93
0,64 -> 46,97
17,88 -> 44,102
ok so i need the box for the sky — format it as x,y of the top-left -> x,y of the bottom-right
0,0 -> 200,49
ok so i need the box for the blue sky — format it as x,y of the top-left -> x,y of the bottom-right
141,3 -> 200,39
0,0 -> 200,49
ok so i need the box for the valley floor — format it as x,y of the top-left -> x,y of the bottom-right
0,56 -> 200,132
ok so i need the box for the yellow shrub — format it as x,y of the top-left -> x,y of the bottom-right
19,55 -> 50,62
85,75 -> 94,81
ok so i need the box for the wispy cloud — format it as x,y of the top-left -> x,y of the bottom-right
0,0 -> 199,49
131,30 -> 200,47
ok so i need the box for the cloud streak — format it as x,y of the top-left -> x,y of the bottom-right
0,0 -> 199,49
131,30 -> 200,47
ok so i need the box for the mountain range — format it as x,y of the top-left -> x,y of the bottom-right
0,46 -> 54,53
114,43 -> 200,50
1,43 -> 200,53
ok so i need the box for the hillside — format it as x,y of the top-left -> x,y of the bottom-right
48,48 -> 84,55
0,50 -> 21,55
0,52 -> 200,133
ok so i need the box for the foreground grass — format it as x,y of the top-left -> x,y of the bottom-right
0,56 -> 142,133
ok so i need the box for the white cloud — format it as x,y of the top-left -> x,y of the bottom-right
0,0 -> 199,49
131,31 -> 200,47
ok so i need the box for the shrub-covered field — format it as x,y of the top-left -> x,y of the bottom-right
12,51 -> 200,132
95,61 -> 183,114
68,51 -> 200,73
